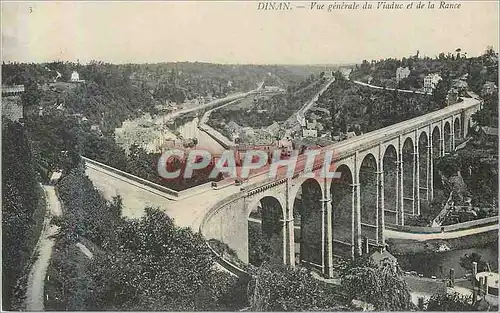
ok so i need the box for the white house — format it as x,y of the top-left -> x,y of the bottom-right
323,70 -> 334,79
302,129 -> 318,138
71,71 -> 80,81
423,73 -> 442,93
395,67 -> 411,82
70,71 -> 85,83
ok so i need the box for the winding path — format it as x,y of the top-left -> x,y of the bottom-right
24,185 -> 62,311
352,80 -> 431,95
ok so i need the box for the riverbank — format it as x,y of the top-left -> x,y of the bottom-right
197,98 -> 241,149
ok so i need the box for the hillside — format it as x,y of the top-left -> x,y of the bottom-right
2,119 -> 46,310
314,74 -> 438,136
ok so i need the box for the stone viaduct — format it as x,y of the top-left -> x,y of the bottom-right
200,97 -> 482,277
85,97 -> 482,278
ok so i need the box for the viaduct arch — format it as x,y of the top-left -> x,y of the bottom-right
83,96 -> 483,278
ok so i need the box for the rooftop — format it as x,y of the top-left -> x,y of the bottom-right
370,249 -> 397,265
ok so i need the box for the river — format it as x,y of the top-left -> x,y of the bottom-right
398,241 -> 498,278
175,117 -> 226,155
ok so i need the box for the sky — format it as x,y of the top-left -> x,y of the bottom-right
1,1 -> 499,65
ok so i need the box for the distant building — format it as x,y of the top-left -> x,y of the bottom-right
70,71 -> 85,83
478,126 -> 498,147
395,67 -> 411,82
340,68 -> 352,79
323,70 -> 334,79
423,73 -> 442,93
71,71 -> 80,81
302,129 -> 318,138
370,248 -> 398,269
482,81 -> 498,96
475,272 -> 499,306
292,137 -> 333,153
115,116 -> 176,154
1,84 -> 25,96
265,122 -> 280,136
264,86 -> 283,92
277,139 -> 293,156
306,119 -> 317,130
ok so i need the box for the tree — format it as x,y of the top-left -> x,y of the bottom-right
247,264 -> 345,311
340,256 -> 414,311
485,46 -> 495,56
2,119 -> 45,310
432,78 -> 450,107
404,214 -> 431,226
85,207 -> 241,311
459,252 -> 487,273
425,292 -> 477,311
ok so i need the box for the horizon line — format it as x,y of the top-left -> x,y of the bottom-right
2,50 -> 492,67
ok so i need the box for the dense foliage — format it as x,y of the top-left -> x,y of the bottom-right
350,47 -> 498,94
425,292 -> 477,311
2,61 -> 322,132
85,208 -> 242,311
2,119 -> 46,310
459,252 -> 488,273
25,113 -> 87,177
2,61 -> 327,190
55,167 -> 123,247
436,144 -> 498,210
472,93 -> 499,128
467,47 -> 499,95
50,170 -> 247,310
340,255 -> 414,311
248,222 -> 273,266
315,74 -> 439,135
247,264 -> 347,311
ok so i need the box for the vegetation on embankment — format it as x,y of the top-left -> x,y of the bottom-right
432,92 -> 498,225
2,119 -> 47,310
386,230 -> 498,255
314,72 -> 442,136
46,167 -> 248,311
348,46 -> 498,94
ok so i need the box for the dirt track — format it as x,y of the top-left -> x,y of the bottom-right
25,186 -> 61,311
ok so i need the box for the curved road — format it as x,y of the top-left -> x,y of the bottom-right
352,80 -> 431,95
385,224 -> 498,241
